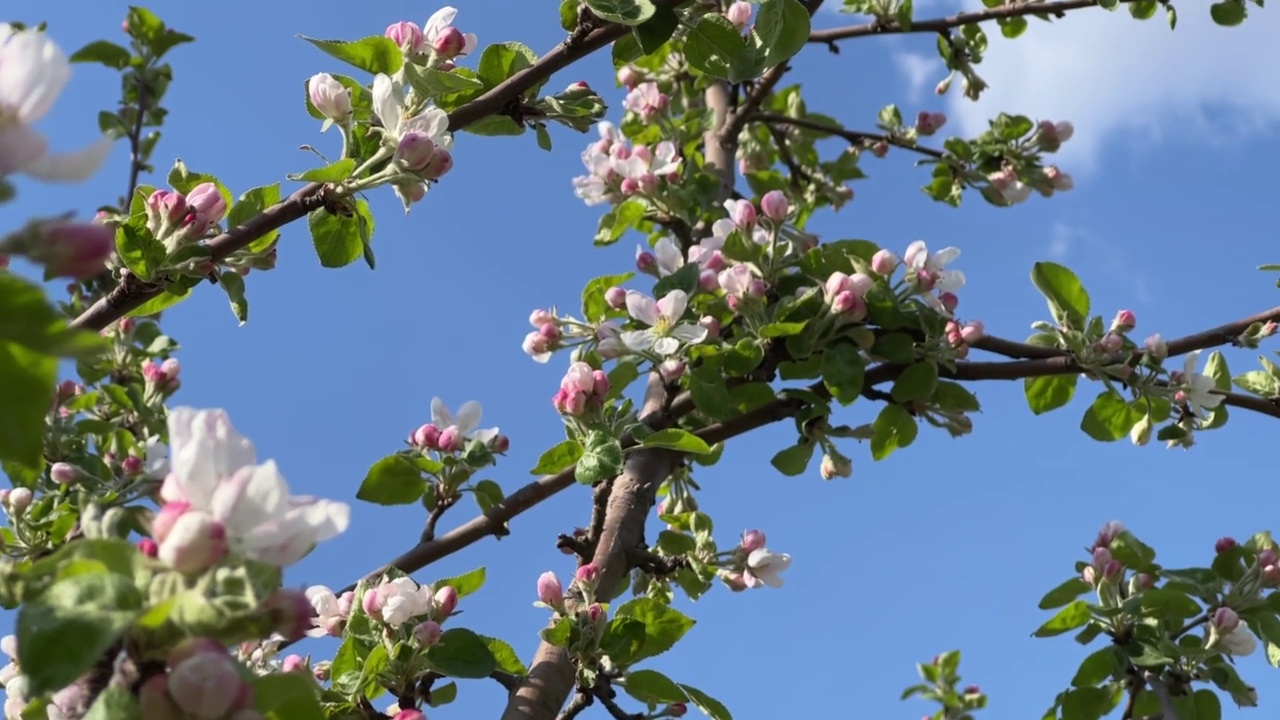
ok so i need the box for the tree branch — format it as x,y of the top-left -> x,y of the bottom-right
751,111 -> 945,158
70,4 -> 689,332
808,0 -> 1124,44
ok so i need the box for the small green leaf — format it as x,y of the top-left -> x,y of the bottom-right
1030,261 -> 1091,326
871,332 -> 916,364
252,667 -> 325,720
356,455 -> 425,506
679,685 -> 732,720
428,628 -> 498,678
757,322 -> 806,338
770,441 -> 815,476
290,158 -> 356,183
1210,0 -> 1246,25
1025,374 -> 1077,415
623,669 -> 688,705
822,341 -> 865,405
218,271 -> 249,325
870,403 -> 917,460
402,63 -> 485,98
600,617 -> 648,666
308,201 -> 374,269
1038,578 -> 1091,609
300,35 -> 403,75
633,5 -> 679,53
1072,646 -> 1120,687
472,479 -> 504,514
1033,600 -> 1092,638
1080,391 -> 1143,442
615,597 -> 696,662
435,567 -> 486,598
477,42 -> 539,89
227,184 -> 283,252
585,0 -> 657,25
69,40 -> 133,69
891,361 -> 938,403
684,15 -> 752,82
560,0 -> 580,30
1110,531 -> 1158,572
114,221 -> 166,281
575,430 -> 624,486
0,342 -> 57,469
540,616 -> 573,647
1194,689 -> 1222,720
480,635 -> 528,675
753,0 -> 811,67
531,440 -> 584,475
1137,588 -> 1202,620
689,365 -> 734,420
581,273 -> 634,321
640,429 -> 711,454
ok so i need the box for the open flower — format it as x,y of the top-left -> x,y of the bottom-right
0,27 -> 114,182
372,74 -> 453,154
743,548 -> 791,589
1180,351 -> 1225,415
622,290 -> 707,356
372,577 -> 435,626
431,397 -> 499,445
306,585 -> 349,638
423,6 -> 477,58
903,240 -> 964,312
159,408 -> 350,566
649,236 -> 684,277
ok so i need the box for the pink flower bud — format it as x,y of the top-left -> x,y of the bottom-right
187,183 -> 228,224
160,358 -> 180,379
281,654 -> 306,673
729,199 -> 757,229
437,426 -> 463,453
158,510 -> 228,575
148,189 -> 189,226
604,286 -> 627,309
760,190 -> 790,221
586,603 -> 605,624
831,291 -> 863,317
701,250 -> 726,273
620,177 -> 640,195
1135,573 -> 1155,589
266,588 -> 316,642
1213,607 -> 1240,633
748,279 -> 768,298
1091,547 -> 1112,567
669,702 -> 688,717
537,571 -> 564,608
434,585 -> 458,620
385,21 -> 425,54
50,462 -> 77,485
1264,565 -> 1280,587
659,359 -> 686,382
616,66 -> 642,89
1099,332 -> 1123,354
0,254 -> 7,269
122,455 -> 143,475
741,529 -> 766,552
152,501 -> 191,544
168,648 -> 246,718
394,710 -> 425,720
1081,566 -> 1096,585
871,140 -> 889,158
725,1 -> 752,27
433,25 -> 466,58
699,315 -> 721,339
421,148 -> 453,179
1216,537 -> 1238,554
412,423 -> 442,450
362,588 -> 383,616
1045,166 -> 1073,191
592,370 -> 610,398
31,222 -> 114,279
938,292 -> 959,314
722,572 -> 748,592
138,537 -> 158,557
1259,548 -> 1278,567
7,487 -> 31,514
1111,309 -> 1136,334
1103,560 -> 1123,579
1054,121 -> 1074,143
395,132 -> 437,171
539,323 -> 561,343
575,563 -> 601,587
698,269 -> 720,293
490,434 -> 510,453
915,111 -> 947,136
414,620 -> 443,646
960,321 -> 985,344
1144,333 -> 1167,360
530,309 -> 555,327
820,453 -> 853,479
636,251 -> 657,273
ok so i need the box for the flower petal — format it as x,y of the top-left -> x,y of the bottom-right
652,337 -> 680,356
211,461 -> 288,536
625,291 -> 660,325
930,246 -> 961,268
656,289 -> 688,322
670,324 -> 708,345
0,124 -> 48,177
371,74 -> 401,132
0,30 -> 70,123
431,397 -> 454,428
22,134 -> 114,183
453,401 -> 483,435
424,7 -> 459,37
620,329 -> 656,352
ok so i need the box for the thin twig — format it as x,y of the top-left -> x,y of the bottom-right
554,691 -> 593,720
752,111 -> 945,158
808,0 -> 1131,44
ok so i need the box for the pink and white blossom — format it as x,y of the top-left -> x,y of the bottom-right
431,397 -> 500,446
371,576 -> 435,626
1178,351 -> 1224,415
622,290 -> 707,356
423,6 -> 477,58
623,82 -> 669,120
903,240 -> 965,313
743,548 -> 791,589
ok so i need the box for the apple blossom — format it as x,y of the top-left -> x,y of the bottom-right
1223,626 -> 1257,657
741,529 -> 766,552
537,571 -> 565,610
1177,351 -> 1225,415
960,320 -> 985,344
725,198 -> 757,229
372,74 -> 453,173
903,240 -> 965,312
411,423 -> 443,449
0,27 -> 115,182
138,537 -> 158,557
157,508 -> 229,574
1215,536 -> 1237,554
819,453 -> 852,479
915,111 -> 947,136
622,290 -> 708,356
699,315 -> 721,339
659,358 -> 686,382
16,221 -> 115,279
1144,333 -> 1168,360
636,249 -> 657,273
308,72 -> 353,123
718,264 -> 755,301
49,461 -> 76,485
616,65 -> 642,89
431,397 -> 500,446
281,654 -> 306,674
623,82 -> 669,120
650,236 -> 685,277
871,140 -> 889,157
186,182 -> 228,227
159,407 -> 350,566
1213,607 -> 1240,633
434,585 -> 458,619
305,585 -> 348,638
871,248 -> 899,275
423,6 -> 477,59
385,22 -> 425,55
168,647 -> 252,718
1045,166 -> 1073,191
743,548 -> 792,589
725,1 -> 753,26
760,190 -> 790,221
576,562 -> 602,588
394,710 -> 425,720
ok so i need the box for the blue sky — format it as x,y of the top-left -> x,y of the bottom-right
5,1 -> 1280,717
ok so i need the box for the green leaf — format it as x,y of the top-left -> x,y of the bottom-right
1031,261 -> 1090,326
575,430 -> 624,485
1034,600 -> 1092,637
753,0 -> 811,67
600,617 -> 648,665
308,201 -> 374,269
218,271 -> 249,325
1210,0 -> 1246,25
870,403 -> 917,460
435,567 -> 486,598
480,635 -> 528,675
623,669 -> 688,705
0,342 -> 57,469
1060,686 -> 1111,720
770,440 -> 815,476
17,573 -> 142,695
300,35 -> 403,75
585,0 -> 657,25
69,40 -> 132,69
428,628 -> 498,678
0,275 -> 106,358
472,479 -> 504,514
679,685 -> 733,720
891,361 -> 938,403
1038,578 -> 1091,609
226,184 -> 283,252
684,15 -> 752,82
1194,689 -> 1222,720
757,322 -> 806,338
689,365 -> 734,420
633,5 -> 679,53
1025,374 -> 1077,415
932,381 -> 980,412
651,260 -> 700,298
356,455 -> 426,505
581,272 -> 634,321
822,342 -> 865,405
477,42 -> 539,89
1110,531 -> 1157,572
114,221 -> 165,282
560,0 -> 581,30
1080,391 -> 1143,442
427,682 -> 457,707
1138,588 -> 1202,620
532,440 -> 584,475
290,158 -> 356,183
1072,646 -> 1120,687
402,63 -> 485,98
871,332 -> 916,364
540,616 -> 573,647
615,597 -> 696,662
252,669 -> 324,720
640,429 -> 711,454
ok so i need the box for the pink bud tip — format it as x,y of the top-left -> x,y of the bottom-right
1215,537 -> 1238,554
414,620 -> 443,646
604,286 -> 627,309
759,190 -> 790,221
412,423 -> 442,450
434,585 -> 458,620
575,563 -> 601,585
437,426 -> 463,453
433,26 -> 466,58
138,538 -> 158,557
50,462 -> 77,485
1213,607 -> 1240,632
741,529 -> 766,552
537,571 -> 564,607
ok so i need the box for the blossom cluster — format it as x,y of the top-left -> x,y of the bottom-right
408,397 -> 506,454
571,121 -> 682,206
719,529 -> 792,590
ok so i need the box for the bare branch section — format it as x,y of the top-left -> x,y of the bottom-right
808,0 -> 1117,44
752,111 -> 945,158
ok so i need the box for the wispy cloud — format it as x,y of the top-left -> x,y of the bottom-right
891,51 -> 943,103
1045,221 -> 1152,304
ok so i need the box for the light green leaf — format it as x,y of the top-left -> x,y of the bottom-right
623,669 -> 688,705
891,361 -> 938,403
1080,391 -> 1143,442
435,567 -> 486,598
83,686 -> 141,720
1210,0 -> 1246,25
689,365 -> 734,420
1033,600 -> 1092,637
770,440 -> 814,476
114,220 -> 166,281
356,455 -> 425,505
684,15 -> 752,82
300,35 -> 403,75
575,430 -> 624,485
0,341 -> 57,469
1038,577 -> 1091,609
581,272 -> 633,321
870,403 -> 917,460
679,684 -> 733,720
479,635 -> 528,675
822,341 -> 865,405
585,0 -> 657,25
252,669 -> 325,720
640,429 -> 711,454
227,184 -> 284,252
69,40 -> 133,69
1031,261 -> 1090,326
289,158 -> 356,183
615,597 -> 695,662
428,628 -> 498,678
477,42 -> 539,89
308,201 -> 374,269
532,440 -> 584,477
753,0 -> 811,67
1025,374 -> 1077,414
403,63 -> 485,98
218,271 -> 249,325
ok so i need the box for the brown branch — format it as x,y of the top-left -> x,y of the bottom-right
809,0 -> 1122,44
554,692 -> 592,720
69,5 -> 688,333
751,111 -> 945,159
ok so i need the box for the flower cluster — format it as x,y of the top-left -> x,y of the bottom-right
552,362 -> 610,417
384,7 -> 478,65
144,183 -> 228,248
988,120 -> 1075,205
361,574 -> 459,645
408,397 -> 505,454
572,122 -> 682,206
305,585 -> 357,637
719,530 -> 792,590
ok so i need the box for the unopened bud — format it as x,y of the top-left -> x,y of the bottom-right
434,585 -> 458,620
760,190 -> 790,221
413,620 -> 443,646
50,462 -> 77,485
1111,309 -> 1136,334
604,286 -> 627,309
1213,607 -> 1240,633
1215,537 -> 1238,554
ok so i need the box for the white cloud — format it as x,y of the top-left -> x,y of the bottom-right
892,51 -> 943,102
941,3 -> 1280,175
